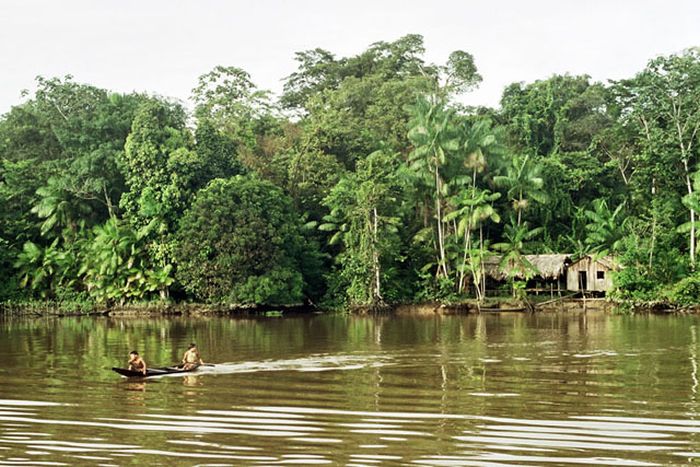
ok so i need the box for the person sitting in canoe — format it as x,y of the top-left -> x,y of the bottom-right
128,351 -> 147,375
181,343 -> 203,370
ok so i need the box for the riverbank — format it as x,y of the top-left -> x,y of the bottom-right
4,295 -> 697,317
354,297 -> 621,315
0,300 -> 317,317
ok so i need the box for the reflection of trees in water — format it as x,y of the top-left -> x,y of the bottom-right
690,325 -> 698,409
3,313 -> 700,404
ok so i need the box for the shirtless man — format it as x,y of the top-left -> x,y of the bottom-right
128,351 -> 147,375
181,343 -> 203,370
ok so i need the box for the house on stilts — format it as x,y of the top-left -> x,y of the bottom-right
482,254 -> 618,296
566,255 -> 617,294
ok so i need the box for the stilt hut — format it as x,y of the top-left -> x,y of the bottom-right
566,255 -> 617,293
483,254 -> 572,295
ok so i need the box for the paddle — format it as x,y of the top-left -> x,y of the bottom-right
171,362 -> 215,369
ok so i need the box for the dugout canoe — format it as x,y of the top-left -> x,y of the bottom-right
112,364 -> 201,378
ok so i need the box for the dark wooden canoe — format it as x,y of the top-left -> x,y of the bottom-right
112,364 -> 200,378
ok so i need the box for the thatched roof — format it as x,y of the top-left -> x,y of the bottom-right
483,254 -> 572,281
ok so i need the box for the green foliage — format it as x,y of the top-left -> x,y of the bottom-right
500,74 -> 607,157
498,74 -> 619,244
407,96 -> 460,280
583,198 -> 627,255
14,239 -> 77,298
192,66 -> 271,151
0,239 -> 19,299
2,41 -> 700,308
117,99 -> 206,271
11,77 -> 147,219
493,220 -> 543,296
0,159 -> 50,255
666,273 -> 700,307
493,154 -> 546,226
610,267 -> 659,302
175,176 -> 313,304
282,34 -> 432,112
0,78 -> 148,299
613,49 -> 700,266
447,188 -> 500,290
321,150 -> 408,305
511,280 -> 527,300
79,218 -> 173,304
442,50 -> 482,95
119,99 -> 191,221
407,98 -> 509,298
282,34 -> 481,169
286,149 -> 346,219
610,230 -> 688,302
413,272 -> 461,303
193,121 -> 247,182
31,177 -> 94,239
227,267 -> 305,305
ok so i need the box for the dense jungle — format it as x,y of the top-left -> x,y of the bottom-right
2,35 -> 699,310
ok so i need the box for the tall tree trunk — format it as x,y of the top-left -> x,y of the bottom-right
372,208 -> 382,303
649,211 -> 656,270
681,157 -> 696,269
673,102 -> 699,268
517,189 -> 523,227
468,238 -> 483,302
434,165 -> 448,278
479,226 -> 486,300
104,184 -> 115,219
459,230 -> 470,294
459,170 -> 479,294
685,168 -> 696,269
641,117 -> 659,268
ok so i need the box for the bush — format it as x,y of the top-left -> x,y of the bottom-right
175,176 -> 315,304
666,273 -> 700,307
610,232 -> 687,303
610,266 -> 660,302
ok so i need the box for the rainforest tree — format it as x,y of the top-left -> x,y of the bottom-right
2,38 -> 700,307
174,176 -> 316,304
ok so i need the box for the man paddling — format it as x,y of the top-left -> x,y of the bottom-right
128,351 -> 147,375
181,343 -> 203,370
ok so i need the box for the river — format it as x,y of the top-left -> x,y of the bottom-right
0,311 -> 699,466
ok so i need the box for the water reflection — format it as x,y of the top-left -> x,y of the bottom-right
182,375 -> 201,387
2,399 -> 699,465
121,382 -> 146,393
1,312 -> 700,465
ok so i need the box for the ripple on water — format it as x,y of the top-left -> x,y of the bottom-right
3,313 -> 700,465
0,398 -> 696,466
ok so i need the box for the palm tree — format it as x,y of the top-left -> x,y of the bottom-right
445,188 -> 500,298
493,220 -> 543,297
470,197 -> 501,300
31,177 -> 90,238
584,198 -> 627,256
494,154 -> 547,226
407,96 -> 460,279
14,239 -> 75,298
458,118 -> 505,298
680,170 -> 700,268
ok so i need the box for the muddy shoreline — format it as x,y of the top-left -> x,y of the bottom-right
3,297 -> 696,317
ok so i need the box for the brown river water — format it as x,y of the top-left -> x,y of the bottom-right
1,311 -> 700,466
